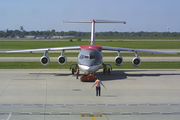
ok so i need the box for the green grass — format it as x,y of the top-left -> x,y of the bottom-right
71,36 -> 180,40
0,41 -> 180,49
95,36 -> 180,40
1,36 -> 180,41
0,39 -> 179,69
0,62 -> 179,69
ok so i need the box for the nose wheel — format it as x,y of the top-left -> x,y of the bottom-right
72,68 -> 75,74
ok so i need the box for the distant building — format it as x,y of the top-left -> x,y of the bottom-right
61,36 -> 74,38
24,35 -> 74,39
14,36 -> 20,38
51,36 -> 62,39
25,36 -> 35,39
51,36 -> 74,39
7,36 -> 12,38
35,36 -> 45,39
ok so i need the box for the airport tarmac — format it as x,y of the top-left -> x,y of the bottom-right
0,69 -> 180,120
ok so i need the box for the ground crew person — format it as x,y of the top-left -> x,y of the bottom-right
90,78 -> 106,96
76,67 -> 80,79
89,72 -> 93,76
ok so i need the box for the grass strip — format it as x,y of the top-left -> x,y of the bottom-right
1,41 -> 180,49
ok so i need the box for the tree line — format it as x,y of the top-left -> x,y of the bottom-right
0,29 -> 180,38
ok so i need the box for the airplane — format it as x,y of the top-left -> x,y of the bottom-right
7,19 -> 177,80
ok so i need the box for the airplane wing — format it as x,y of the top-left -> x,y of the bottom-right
101,46 -> 177,55
6,46 -> 81,53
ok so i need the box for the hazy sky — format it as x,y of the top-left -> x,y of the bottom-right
0,0 -> 179,32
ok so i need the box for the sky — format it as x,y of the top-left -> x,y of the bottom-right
0,0 -> 180,32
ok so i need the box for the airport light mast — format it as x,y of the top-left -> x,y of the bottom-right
20,26 -> 24,38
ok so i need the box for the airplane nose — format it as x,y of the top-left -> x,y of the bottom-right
79,64 -> 101,74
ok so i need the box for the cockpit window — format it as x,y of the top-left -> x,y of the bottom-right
79,55 -> 90,59
79,55 -> 84,59
84,56 -> 89,59
90,55 -> 95,59
79,55 -> 95,59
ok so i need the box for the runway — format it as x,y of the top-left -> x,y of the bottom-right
0,69 -> 180,120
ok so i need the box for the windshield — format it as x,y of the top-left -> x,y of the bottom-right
79,55 -> 95,59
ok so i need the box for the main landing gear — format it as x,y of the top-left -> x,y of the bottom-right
70,63 -> 78,74
102,63 -> 112,74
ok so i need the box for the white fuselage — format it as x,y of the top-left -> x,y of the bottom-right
78,64 -> 102,74
77,46 -> 102,74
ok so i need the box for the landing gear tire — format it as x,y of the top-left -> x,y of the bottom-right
103,68 -> 106,74
108,68 -> 111,74
72,68 -> 74,74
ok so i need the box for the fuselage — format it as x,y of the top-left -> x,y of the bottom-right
78,45 -> 102,74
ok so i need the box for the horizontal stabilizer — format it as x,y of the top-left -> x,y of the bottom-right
62,19 -> 126,46
62,19 -> 126,24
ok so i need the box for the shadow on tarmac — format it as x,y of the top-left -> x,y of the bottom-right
30,69 -> 180,81
96,70 -> 180,81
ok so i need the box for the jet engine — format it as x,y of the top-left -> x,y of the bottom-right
115,56 -> 123,66
132,57 -> 141,67
58,55 -> 67,65
40,56 -> 50,66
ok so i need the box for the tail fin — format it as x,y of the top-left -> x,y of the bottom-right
62,19 -> 126,45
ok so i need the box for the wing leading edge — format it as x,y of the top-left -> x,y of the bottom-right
7,45 -> 177,55
101,46 -> 177,55
6,46 -> 81,53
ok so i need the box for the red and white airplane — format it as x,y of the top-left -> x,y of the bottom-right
7,19 -> 177,76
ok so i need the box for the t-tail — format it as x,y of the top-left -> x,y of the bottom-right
91,19 -> 95,45
62,19 -> 126,45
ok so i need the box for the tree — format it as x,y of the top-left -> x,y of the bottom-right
0,31 -> 4,37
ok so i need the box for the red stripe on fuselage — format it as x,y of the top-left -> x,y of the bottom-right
80,45 -> 102,50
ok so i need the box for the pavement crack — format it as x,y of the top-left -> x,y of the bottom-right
0,79 -> 13,96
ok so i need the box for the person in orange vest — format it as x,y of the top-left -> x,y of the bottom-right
76,67 -> 80,79
90,78 -> 106,96
89,72 -> 93,76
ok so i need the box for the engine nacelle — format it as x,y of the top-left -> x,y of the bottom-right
58,55 -> 67,65
132,57 -> 141,67
115,56 -> 123,66
40,56 -> 50,66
